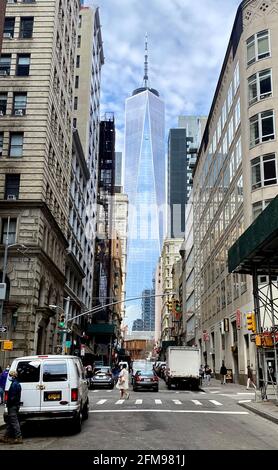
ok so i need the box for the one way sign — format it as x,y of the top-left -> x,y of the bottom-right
0,326 -> 8,333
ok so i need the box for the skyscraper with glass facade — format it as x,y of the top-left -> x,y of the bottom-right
124,39 -> 165,322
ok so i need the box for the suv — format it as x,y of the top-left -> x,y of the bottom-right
4,355 -> 89,433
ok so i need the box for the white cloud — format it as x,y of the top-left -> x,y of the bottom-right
86,0 -> 240,152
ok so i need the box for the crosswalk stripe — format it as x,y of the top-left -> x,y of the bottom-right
92,390 -> 99,393
107,390 -> 113,393
155,399 -> 162,405
209,400 -> 223,406
211,391 -> 220,394
199,392 -> 206,395
115,400 -> 125,405
172,399 -> 182,405
96,399 -> 107,405
191,400 -> 202,406
135,399 -> 142,405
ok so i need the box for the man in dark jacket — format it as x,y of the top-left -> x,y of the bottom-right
0,370 -> 22,444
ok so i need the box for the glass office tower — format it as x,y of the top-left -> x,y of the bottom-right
124,76 -> 165,319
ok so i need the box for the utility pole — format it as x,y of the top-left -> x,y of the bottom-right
62,296 -> 71,355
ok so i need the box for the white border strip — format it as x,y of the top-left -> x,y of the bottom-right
89,409 -> 249,415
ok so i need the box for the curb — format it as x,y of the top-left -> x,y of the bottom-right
238,402 -> 278,425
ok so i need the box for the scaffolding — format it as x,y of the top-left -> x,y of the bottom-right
228,196 -> 278,401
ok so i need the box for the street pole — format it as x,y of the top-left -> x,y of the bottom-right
0,216 -> 10,328
62,296 -> 70,355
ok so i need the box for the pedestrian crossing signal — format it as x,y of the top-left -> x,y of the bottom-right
166,300 -> 173,310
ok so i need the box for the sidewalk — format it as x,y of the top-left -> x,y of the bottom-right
203,377 -> 278,425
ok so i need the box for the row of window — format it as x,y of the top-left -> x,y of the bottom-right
4,16 -> 34,39
0,92 -> 27,116
0,53 -> 31,76
0,132 -> 24,157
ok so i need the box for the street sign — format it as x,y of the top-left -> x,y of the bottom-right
0,325 -> 7,333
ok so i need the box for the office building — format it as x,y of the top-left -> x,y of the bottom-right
124,37 -> 165,317
193,0 -> 278,383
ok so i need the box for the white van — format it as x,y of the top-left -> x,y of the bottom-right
4,355 -> 89,433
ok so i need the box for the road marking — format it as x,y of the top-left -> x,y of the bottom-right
115,400 -> 125,405
155,399 -> 162,405
191,400 -> 202,406
210,390 -> 220,394
237,392 -> 254,395
238,400 -> 252,403
209,400 -> 223,406
135,399 -> 142,405
89,410 -> 249,415
172,399 -> 182,405
106,390 -> 113,393
199,391 -> 206,395
96,399 -> 107,405
92,390 -> 99,393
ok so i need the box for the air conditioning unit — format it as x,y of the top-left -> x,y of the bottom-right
3,33 -> 13,39
0,111 -> 4,117
15,109 -> 24,116
7,195 -> 17,200
0,70 -> 7,76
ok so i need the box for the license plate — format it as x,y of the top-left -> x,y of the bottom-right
44,391 -> 61,401
144,378 -> 151,382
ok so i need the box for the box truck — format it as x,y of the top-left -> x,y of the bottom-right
165,346 -> 200,390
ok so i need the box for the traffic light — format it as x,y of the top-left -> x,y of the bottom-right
58,313 -> 65,329
246,312 -> 256,332
175,300 -> 181,312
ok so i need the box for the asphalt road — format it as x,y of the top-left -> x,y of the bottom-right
1,379 -> 278,450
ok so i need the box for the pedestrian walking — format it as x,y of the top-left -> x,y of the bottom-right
0,370 -> 23,444
116,363 -> 129,399
199,365 -> 204,386
220,361 -> 227,385
246,365 -> 256,390
0,365 -> 10,405
204,365 -> 212,385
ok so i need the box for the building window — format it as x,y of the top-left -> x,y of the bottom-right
78,15 -> 82,27
0,54 -> 11,76
247,30 -> 270,66
1,218 -> 17,244
76,55 -> 80,68
19,17 -> 34,39
252,199 -> 272,221
73,117 -> 77,129
4,174 -> 20,200
0,93 -> 8,116
234,98 -> 241,130
9,133 -> 24,157
77,35 -> 81,48
13,93 -> 27,116
233,62 -> 240,92
248,69 -> 272,105
3,17 -> 15,38
16,54 -> 31,76
75,76 -> 79,89
251,154 -> 277,190
222,101 -> 227,128
227,82 -> 233,113
0,132 -> 3,156
250,110 -> 275,147
74,96 -> 78,110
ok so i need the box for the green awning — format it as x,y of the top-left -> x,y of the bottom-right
87,323 -> 115,335
228,196 -> 278,275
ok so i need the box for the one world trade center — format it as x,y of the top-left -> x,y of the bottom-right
124,36 -> 165,325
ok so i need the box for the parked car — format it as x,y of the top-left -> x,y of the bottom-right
90,367 -> 114,389
131,360 -> 153,384
133,369 -> 159,392
4,355 -> 89,433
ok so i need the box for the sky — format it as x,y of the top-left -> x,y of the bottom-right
85,0 -> 241,329
85,0 -> 241,154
